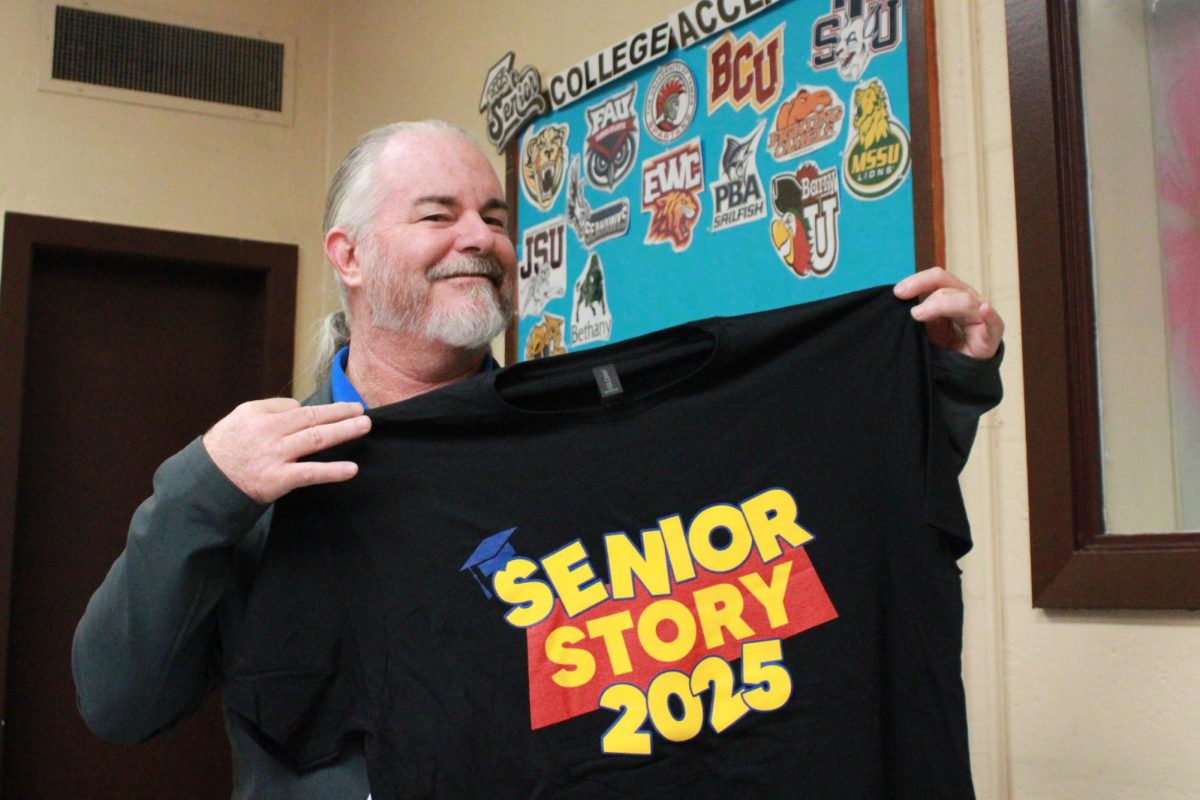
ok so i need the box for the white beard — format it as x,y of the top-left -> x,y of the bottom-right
362,241 -> 512,350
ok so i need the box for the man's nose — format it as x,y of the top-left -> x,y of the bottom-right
454,210 -> 495,254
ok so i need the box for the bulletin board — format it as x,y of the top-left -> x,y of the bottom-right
505,0 -> 938,363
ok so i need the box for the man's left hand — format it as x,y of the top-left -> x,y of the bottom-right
893,267 -> 1004,360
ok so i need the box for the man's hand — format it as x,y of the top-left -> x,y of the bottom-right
202,399 -> 371,504
893,267 -> 1005,360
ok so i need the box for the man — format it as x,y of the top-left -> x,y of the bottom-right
73,120 -> 1003,799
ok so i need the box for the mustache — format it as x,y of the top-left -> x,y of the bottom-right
427,255 -> 506,284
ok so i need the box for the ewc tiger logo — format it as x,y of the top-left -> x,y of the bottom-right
842,78 -> 910,200
641,138 -> 704,252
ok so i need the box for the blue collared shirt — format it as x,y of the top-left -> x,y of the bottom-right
329,344 -> 498,408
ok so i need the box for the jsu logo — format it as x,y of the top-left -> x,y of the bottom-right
520,223 -> 564,280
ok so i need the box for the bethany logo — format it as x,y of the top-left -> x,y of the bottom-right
571,252 -> 613,347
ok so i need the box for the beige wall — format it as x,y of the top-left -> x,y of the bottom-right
0,0 -> 334,390
4,0 -> 1199,796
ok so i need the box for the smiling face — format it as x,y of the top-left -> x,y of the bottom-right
358,130 -> 517,350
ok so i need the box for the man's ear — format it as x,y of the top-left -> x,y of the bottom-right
325,228 -> 364,288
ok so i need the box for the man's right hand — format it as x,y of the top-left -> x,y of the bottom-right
202,399 -> 371,504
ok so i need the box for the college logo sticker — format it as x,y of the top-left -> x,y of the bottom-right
768,85 -> 845,161
571,252 -> 613,346
566,155 -> 630,248
520,124 -> 569,212
519,216 -> 567,319
842,78 -> 911,200
524,313 -> 568,360
811,0 -> 903,83
770,161 -> 842,278
707,23 -> 784,115
584,84 -> 639,191
641,138 -> 704,252
644,61 -> 697,144
711,121 -> 767,233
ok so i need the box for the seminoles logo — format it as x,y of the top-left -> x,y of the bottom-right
707,23 -> 784,115
641,138 -> 704,252
519,216 -> 566,319
566,155 -> 630,248
524,313 -> 567,360
711,121 -> 767,233
644,61 -> 697,144
811,0 -> 903,83
520,124 -> 569,212
768,85 -> 845,161
842,78 -> 911,200
770,161 -> 841,278
571,252 -> 613,347
584,84 -> 639,191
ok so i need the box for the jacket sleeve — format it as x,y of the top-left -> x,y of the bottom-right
929,343 -> 1004,476
71,436 -> 271,744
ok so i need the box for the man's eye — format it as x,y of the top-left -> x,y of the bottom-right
486,217 -> 509,228
422,214 -> 450,222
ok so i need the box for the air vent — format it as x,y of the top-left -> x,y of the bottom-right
42,2 -> 293,124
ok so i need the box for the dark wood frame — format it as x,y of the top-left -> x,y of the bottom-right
1006,0 -> 1200,609
503,0 -> 944,364
0,212 -> 298,775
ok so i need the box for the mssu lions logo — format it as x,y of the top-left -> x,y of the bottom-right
842,78 -> 910,200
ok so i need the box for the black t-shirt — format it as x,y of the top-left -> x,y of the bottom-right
226,286 -> 977,799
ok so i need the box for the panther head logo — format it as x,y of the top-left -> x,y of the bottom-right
521,125 -> 568,211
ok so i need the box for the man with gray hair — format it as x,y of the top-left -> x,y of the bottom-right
73,119 -> 1003,798
73,120 -> 517,799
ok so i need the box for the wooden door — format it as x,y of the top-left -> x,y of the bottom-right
0,213 -> 296,799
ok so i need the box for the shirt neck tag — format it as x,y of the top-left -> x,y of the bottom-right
592,364 -> 624,403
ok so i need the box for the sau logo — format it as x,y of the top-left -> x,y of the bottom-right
770,161 -> 841,278
584,84 -> 639,191
707,23 -> 784,115
525,313 -> 568,360
644,61 -> 697,144
842,78 -> 910,200
571,252 -> 613,346
711,121 -> 767,233
810,0 -> 903,83
641,138 -> 704,252
768,85 -> 845,161
520,124 -> 569,212
519,216 -> 566,319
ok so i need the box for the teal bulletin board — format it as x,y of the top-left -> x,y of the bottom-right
509,0 -> 933,362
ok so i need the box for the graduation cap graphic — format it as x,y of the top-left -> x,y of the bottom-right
461,527 -> 519,599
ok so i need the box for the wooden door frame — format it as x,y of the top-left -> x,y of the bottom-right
0,212 -> 297,773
